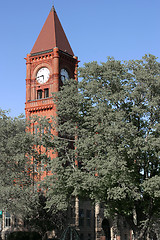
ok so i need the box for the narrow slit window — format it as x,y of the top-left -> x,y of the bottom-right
44,88 -> 49,98
37,90 -> 42,99
86,210 -> 91,226
5,212 -> 11,227
79,209 -> 84,226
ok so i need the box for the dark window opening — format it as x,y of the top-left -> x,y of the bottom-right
86,210 -> 91,226
123,219 -> 127,228
44,88 -> 49,98
37,90 -> 42,99
35,126 -> 37,135
88,233 -> 91,240
102,219 -> 111,240
79,209 -> 84,226
124,234 -> 128,240
80,234 -> 84,240
14,217 -> 17,227
5,212 -> 11,227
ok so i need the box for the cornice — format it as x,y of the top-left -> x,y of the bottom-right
25,103 -> 54,113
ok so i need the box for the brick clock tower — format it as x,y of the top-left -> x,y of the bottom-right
25,6 -> 78,120
24,7 -> 103,240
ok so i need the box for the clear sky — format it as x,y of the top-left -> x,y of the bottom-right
1,0 -> 160,117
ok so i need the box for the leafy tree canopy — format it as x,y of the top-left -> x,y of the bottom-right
0,109 -> 36,213
0,110 -> 66,239
43,54 -> 160,240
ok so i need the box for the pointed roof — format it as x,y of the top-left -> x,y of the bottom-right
30,7 -> 74,56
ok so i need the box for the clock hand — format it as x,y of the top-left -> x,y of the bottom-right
37,75 -> 44,79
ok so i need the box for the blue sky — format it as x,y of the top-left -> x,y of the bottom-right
1,0 -> 160,117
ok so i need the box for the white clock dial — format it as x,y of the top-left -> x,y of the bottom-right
60,69 -> 69,82
36,67 -> 50,84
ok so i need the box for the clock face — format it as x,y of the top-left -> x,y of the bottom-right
36,67 -> 50,84
60,69 -> 69,82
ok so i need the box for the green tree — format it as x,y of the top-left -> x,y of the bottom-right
25,193 -> 67,240
0,109 -> 35,213
0,110 -> 66,239
44,55 -> 160,240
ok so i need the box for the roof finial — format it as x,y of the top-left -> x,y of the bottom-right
51,1 -> 55,12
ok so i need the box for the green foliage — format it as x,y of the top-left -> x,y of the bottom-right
43,55 -> 160,239
25,193 -> 67,238
0,109 -> 35,213
0,110 -> 66,238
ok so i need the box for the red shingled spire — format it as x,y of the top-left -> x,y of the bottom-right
30,7 -> 74,56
